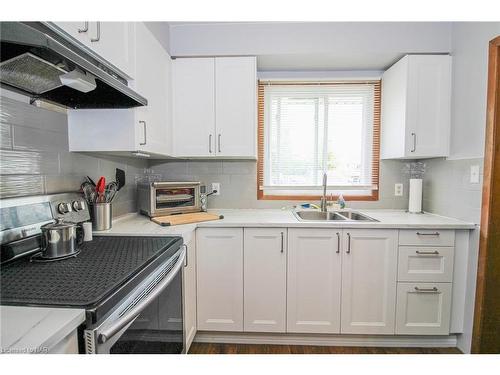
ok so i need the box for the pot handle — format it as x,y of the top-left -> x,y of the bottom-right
76,224 -> 85,246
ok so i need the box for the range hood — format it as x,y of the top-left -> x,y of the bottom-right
0,22 -> 147,108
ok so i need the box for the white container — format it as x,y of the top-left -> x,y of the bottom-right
408,178 -> 423,213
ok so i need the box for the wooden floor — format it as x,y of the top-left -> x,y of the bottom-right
189,343 -> 462,354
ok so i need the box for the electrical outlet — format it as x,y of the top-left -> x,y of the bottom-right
470,165 -> 480,184
211,182 -> 220,196
395,183 -> 403,196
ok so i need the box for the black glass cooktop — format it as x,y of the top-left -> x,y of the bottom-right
0,235 -> 182,322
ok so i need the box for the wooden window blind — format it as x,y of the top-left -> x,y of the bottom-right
257,80 -> 381,201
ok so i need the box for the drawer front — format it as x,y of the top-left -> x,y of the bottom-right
398,246 -> 454,282
399,229 -> 455,247
396,282 -> 452,335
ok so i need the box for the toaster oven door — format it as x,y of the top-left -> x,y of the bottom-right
152,184 -> 200,215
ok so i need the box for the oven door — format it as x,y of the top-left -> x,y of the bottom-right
84,246 -> 186,354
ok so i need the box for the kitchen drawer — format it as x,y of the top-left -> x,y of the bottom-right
396,282 -> 452,335
399,229 -> 455,247
398,246 -> 454,282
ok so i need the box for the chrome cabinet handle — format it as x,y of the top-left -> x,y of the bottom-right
416,250 -> 440,255
218,134 -> 222,153
280,232 -> 284,253
414,286 -> 439,293
139,121 -> 147,145
78,22 -> 89,33
183,244 -> 188,268
346,232 -> 351,254
416,231 -> 440,236
91,21 -> 101,42
336,232 -> 340,253
411,132 -> 416,152
209,134 -> 213,153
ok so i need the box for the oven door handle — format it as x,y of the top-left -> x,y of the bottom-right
97,247 -> 186,344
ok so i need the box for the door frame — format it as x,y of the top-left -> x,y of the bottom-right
472,35 -> 500,354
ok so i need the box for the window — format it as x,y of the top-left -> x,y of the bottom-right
257,81 -> 381,200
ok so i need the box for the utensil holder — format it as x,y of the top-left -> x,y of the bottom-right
90,203 -> 112,231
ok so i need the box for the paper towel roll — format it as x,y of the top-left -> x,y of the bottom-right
409,178 -> 423,213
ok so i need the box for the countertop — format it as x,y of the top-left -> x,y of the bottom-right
0,306 -> 85,354
98,208 -> 476,239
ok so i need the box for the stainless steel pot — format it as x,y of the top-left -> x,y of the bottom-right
40,218 -> 83,259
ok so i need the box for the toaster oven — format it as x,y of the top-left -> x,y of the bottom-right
137,182 -> 201,217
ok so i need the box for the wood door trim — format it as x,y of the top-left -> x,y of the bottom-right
472,35 -> 500,354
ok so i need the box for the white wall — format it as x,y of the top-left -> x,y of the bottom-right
449,22 -> 500,159
169,22 -> 452,70
144,22 -> 171,54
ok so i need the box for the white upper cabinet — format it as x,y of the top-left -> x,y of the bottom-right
68,23 -> 172,157
215,57 -> 257,158
172,56 -> 257,159
341,229 -> 398,334
381,55 -> 452,159
244,228 -> 287,333
52,22 -> 135,78
172,58 -> 216,157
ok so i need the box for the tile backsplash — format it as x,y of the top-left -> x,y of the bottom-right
0,95 -> 148,217
422,157 -> 484,224
148,159 -> 410,209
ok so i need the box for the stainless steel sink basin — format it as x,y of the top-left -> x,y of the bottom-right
294,211 -> 347,221
335,211 -> 378,222
293,210 -> 378,222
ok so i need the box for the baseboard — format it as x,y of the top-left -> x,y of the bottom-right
194,331 -> 458,348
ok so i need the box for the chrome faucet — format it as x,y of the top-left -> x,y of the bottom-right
320,172 -> 328,212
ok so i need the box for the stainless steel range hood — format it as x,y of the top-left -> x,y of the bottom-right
0,22 -> 147,108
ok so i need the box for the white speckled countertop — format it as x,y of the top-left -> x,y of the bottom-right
97,208 -> 475,238
0,306 -> 85,354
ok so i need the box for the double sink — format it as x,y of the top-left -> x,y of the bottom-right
294,210 -> 378,222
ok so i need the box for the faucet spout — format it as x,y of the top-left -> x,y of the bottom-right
320,173 -> 328,212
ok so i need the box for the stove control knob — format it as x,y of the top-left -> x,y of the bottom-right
57,202 -> 72,214
72,200 -> 85,211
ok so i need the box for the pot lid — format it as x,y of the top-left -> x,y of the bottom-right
41,218 -> 75,230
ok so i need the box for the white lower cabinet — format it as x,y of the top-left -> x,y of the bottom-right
195,226 -> 455,338
244,228 -> 287,332
396,282 -> 452,335
287,229 -> 342,333
196,228 -> 243,331
341,229 -> 398,334
183,237 -> 197,352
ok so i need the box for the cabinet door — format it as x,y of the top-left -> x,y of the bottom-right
244,228 -> 287,333
89,22 -> 135,78
172,58 -> 215,157
215,57 -> 257,158
396,282 -> 452,335
341,229 -> 398,334
196,228 -> 243,331
133,23 -> 171,155
52,22 -> 92,48
183,237 -> 197,352
406,55 -> 451,158
287,229 -> 342,333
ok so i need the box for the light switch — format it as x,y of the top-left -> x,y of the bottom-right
470,165 -> 480,184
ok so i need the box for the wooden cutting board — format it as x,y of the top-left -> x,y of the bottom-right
151,212 -> 224,226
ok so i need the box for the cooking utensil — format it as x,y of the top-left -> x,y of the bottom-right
39,218 -> 83,259
86,176 -> 96,187
81,182 -> 96,205
104,182 -> 118,203
116,168 -> 125,191
96,177 -> 106,203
